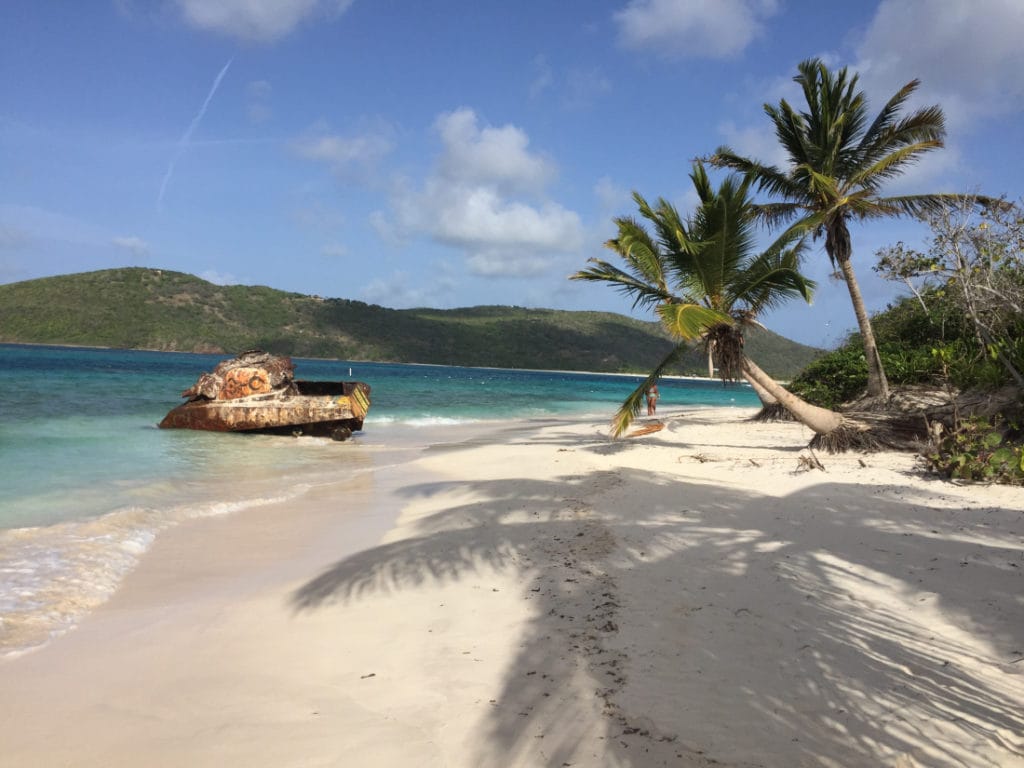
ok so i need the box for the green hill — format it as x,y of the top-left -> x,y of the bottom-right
0,267 -> 822,378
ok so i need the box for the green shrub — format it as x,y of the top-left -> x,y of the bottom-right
789,346 -> 867,409
790,289 -> 1021,408
925,417 -> 1024,484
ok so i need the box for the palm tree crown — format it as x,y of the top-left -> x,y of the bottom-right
572,162 -> 813,435
711,57 -> 962,399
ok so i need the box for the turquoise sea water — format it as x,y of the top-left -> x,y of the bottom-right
0,343 -> 757,654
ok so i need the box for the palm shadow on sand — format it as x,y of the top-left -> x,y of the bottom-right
291,463 -> 1023,767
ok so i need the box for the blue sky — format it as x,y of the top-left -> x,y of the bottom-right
2,1 -> 1022,348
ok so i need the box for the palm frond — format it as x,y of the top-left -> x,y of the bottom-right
656,303 -> 731,341
610,344 -> 691,438
803,166 -> 843,205
749,201 -> 805,229
770,209 -> 828,243
709,147 -> 799,200
570,258 -> 674,310
768,100 -> 813,169
733,261 -> 815,315
848,139 -> 944,191
860,80 -> 920,156
859,106 -> 945,172
728,230 -> 814,315
867,193 -> 995,220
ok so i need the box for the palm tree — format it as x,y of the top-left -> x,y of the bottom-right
711,58 -> 965,401
572,162 -> 841,438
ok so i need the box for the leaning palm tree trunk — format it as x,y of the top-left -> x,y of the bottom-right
706,323 -> 865,448
745,354 -> 942,452
740,357 -> 843,434
739,356 -> 902,452
744,372 -> 793,421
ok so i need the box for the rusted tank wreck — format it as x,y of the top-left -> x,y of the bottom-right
158,350 -> 370,440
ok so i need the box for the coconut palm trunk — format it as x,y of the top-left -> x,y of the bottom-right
739,355 -> 895,451
740,357 -> 842,434
828,219 -> 890,400
744,372 -> 777,406
743,369 -> 795,421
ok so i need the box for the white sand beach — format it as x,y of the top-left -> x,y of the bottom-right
1,408 -> 1022,767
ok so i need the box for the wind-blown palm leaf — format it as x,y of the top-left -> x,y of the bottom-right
572,258 -> 676,310
610,344 -> 691,438
656,303 -> 731,341
727,246 -> 815,315
870,193 -> 982,219
606,217 -> 666,285
851,140 -> 944,188
858,80 -> 918,153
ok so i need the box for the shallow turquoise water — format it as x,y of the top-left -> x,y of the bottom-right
0,344 -> 757,653
0,344 -> 756,526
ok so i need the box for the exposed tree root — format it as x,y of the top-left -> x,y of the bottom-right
811,386 -> 1024,454
750,402 -> 795,422
809,412 -> 935,453
809,421 -> 886,453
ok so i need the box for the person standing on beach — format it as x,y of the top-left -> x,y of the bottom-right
645,383 -> 659,415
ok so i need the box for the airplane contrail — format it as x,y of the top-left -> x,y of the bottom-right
157,58 -> 233,211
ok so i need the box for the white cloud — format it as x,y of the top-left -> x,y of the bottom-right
292,123 -> 394,177
360,269 -> 457,308
855,0 -> 1024,130
200,269 -> 237,285
614,0 -> 779,58
392,109 -> 584,278
111,235 -> 150,258
175,0 -> 353,42
435,108 -> 554,194
427,184 -> 579,251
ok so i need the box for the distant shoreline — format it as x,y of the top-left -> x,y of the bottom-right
0,341 -> 745,385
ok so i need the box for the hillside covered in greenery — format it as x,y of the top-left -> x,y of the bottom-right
0,268 -> 821,378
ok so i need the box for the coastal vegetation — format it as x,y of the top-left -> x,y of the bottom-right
790,196 -> 1024,481
0,267 -> 821,378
